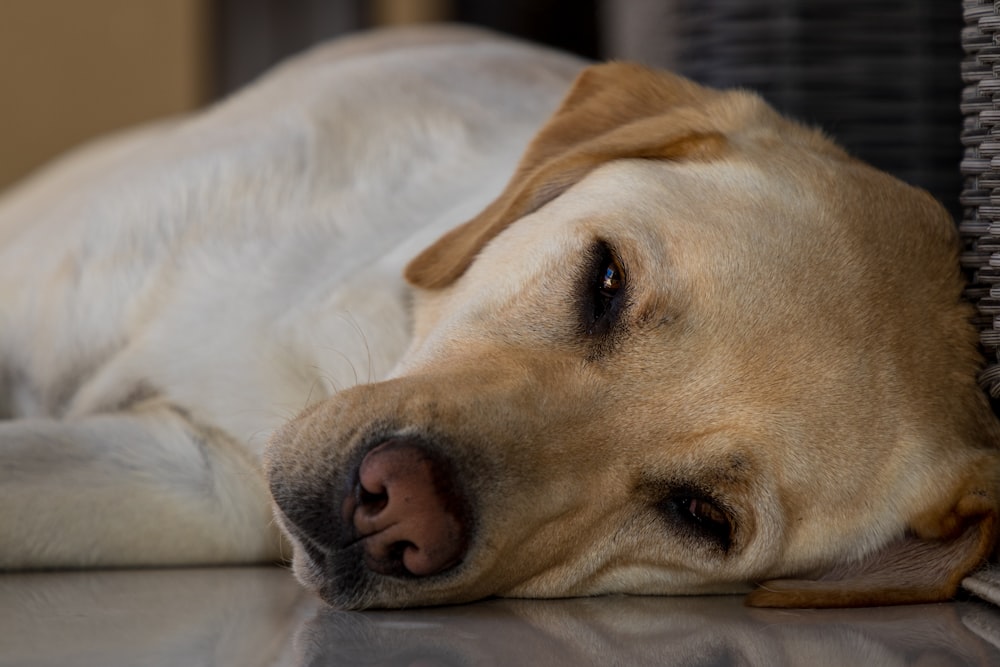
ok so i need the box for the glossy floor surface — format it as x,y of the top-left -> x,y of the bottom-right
3,566 -> 1000,666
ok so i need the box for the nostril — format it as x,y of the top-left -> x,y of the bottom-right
356,483 -> 388,516
352,438 -> 469,577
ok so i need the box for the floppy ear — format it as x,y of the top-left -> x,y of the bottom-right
403,63 -> 729,289
747,475 -> 999,608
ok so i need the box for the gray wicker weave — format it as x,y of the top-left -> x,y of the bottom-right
675,0 -> 963,217
962,0 -> 1000,401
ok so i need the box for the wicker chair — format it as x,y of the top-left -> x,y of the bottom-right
671,0 -> 963,219
963,0 -> 1000,407
955,0 -> 1000,606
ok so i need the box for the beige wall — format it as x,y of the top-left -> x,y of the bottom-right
0,0 -> 212,192
371,0 -> 452,25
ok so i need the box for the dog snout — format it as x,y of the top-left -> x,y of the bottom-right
345,437 -> 470,578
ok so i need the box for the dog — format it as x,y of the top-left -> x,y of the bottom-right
1,26 -> 998,611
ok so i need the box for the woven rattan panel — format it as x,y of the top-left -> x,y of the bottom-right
963,0 -> 1000,399
674,0 -> 963,217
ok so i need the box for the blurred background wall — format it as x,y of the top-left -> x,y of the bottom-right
0,0 -> 962,216
0,0 -> 213,191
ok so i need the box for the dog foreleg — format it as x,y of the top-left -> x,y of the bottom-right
0,402 -> 283,569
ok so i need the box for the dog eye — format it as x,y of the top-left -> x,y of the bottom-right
659,494 -> 733,552
687,497 -> 730,536
600,258 -> 623,298
585,243 -> 626,336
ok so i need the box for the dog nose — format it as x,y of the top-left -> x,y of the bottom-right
351,438 -> 468,577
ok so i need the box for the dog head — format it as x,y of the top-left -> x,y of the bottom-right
265,63 -> 1000,609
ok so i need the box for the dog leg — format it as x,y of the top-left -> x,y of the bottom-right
0,401 -> 283,569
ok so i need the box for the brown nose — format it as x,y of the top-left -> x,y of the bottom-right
351,438 -> 468,577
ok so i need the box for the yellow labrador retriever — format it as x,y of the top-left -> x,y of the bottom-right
2,27 -> 997,610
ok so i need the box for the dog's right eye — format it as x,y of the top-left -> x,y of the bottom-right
583,242 -> 627,337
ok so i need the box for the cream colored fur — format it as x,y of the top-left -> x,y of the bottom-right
0,27 -> 581,568
2,27 -> 998,610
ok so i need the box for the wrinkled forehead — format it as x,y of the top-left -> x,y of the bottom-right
406,155 -> 853,369
468,156 -> 843,293
451,154 -> 901,389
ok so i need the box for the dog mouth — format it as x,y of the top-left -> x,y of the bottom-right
270,434 -> 475,608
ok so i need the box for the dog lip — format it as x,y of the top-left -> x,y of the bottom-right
272,500 -> 336,564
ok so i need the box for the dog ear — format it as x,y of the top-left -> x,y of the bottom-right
403,63 -> 729,289
747,473 -> 999,608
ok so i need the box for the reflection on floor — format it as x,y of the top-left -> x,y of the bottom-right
2,566 -> 999,666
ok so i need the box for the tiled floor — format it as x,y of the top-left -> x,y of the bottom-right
2,566 -> 999,666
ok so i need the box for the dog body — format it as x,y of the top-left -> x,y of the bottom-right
2,27 -> 999,609
0,27 -> 582,568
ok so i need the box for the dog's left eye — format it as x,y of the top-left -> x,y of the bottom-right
658,494 -> 733,552
686,498 -> 730,537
